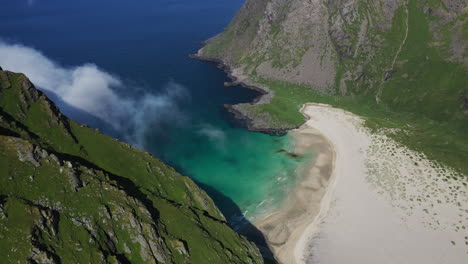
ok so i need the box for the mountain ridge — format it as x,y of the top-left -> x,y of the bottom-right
0,68 -> 264,263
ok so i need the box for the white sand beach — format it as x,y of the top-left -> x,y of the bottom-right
254,112 -> 334,263
256,103 -> 467,264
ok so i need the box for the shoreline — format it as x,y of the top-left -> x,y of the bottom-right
191,51 -> 467,264
252,105 -> 335,264
191,52 -> 335,262
290,103 -> 366,264
190,52 -> 302,135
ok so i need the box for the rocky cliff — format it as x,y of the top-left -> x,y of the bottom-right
0,68 -> 263,263
198,0 -> 468,174
200,0 -> 466,128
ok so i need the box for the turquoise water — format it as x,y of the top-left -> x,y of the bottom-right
0,0 -> 313,225
164,124 -> 308,222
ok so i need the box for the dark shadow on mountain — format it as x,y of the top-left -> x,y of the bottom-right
167,162 -> 276,263
196,181 -> 277,264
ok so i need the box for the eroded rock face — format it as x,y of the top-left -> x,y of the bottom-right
30,246 -> 59,264
201,0 -> 412,92
204,0 -> 466,91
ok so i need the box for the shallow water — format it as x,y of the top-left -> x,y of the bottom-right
1,0 -> 313,224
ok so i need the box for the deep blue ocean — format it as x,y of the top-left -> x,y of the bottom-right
0,0 -> 309,225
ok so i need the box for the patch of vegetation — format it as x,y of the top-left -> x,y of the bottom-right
243,79 -> 320,127
379,0 -> 466,124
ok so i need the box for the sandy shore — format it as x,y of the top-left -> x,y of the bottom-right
253,111 -> 335,263
255,103 -> 467,264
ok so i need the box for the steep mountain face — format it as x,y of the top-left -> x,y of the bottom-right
199,0 -> 468,174
201,0 -> 467,126
0,68 -> 263,263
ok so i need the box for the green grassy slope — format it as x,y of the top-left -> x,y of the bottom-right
0,69 -> 263,263
202,0 -> 468,176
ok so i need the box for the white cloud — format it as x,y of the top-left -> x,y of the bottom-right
0,42 -> 122,120
0,41 -> 189,148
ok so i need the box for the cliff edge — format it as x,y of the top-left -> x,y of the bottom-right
0,69 -> 263,263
